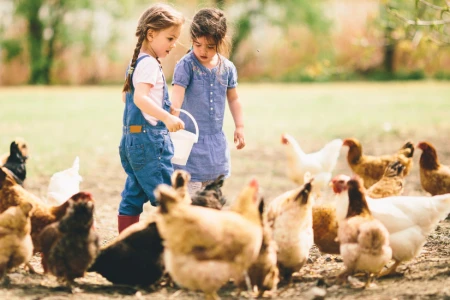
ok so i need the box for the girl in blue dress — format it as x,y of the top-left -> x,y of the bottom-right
171,7 -> 246,194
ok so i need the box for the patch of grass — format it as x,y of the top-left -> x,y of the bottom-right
1,82 -> 449,200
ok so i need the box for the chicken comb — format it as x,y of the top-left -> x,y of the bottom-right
281,134 -> 289,145
249,178 -> 258,189
71,192 -> 93,202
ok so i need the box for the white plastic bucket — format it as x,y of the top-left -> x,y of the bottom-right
169,109 -> 199,165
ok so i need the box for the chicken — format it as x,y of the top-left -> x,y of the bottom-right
39,200 -> 99,284
366,160 -> 406,199
337,177 -> 392,287
0,201 -> 34,281
332,174 -> 450,277
343,138 -> 414,188
191,175 -> 226,210
155,179 -> 262,300
2,140 -> 28,186
235,200 -> 279,297
46,156 -> 83,206
0,167 -> 94,252
89,176 -> 227,287
88,215 -> 165,286
312,205 -> 340,254
267,178 -> 314,281
417,141 -> 450,196
281,133 -> 342,193
0,138 -> 28,166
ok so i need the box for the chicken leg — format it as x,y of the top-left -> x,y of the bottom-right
378,260 -> 401,278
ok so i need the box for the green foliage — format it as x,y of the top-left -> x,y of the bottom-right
0,39 -> 22,60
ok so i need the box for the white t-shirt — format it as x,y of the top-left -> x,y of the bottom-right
132,54 -> 164,125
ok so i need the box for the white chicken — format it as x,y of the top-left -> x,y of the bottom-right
331,174 -> 450,276
46,157 -> 83,206
267,178 -> 314,281
281,134 -> 342,194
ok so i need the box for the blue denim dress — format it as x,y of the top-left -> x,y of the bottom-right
172,51 -> 238,182
119,55 -> 174,215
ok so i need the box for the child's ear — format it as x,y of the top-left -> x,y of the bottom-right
147,29 -> 154,41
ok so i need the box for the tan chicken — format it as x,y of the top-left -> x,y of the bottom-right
155,179 -> 263,300
235,200 -> 279,297
267,178 -> 314,281
0,201 -> 34,281
39,200 -> 100,284
337,177 -> 392,287
0,167 -> 94,252
417,141 -> 450,195
343,138 -> 414,188
366,160 -> 406,199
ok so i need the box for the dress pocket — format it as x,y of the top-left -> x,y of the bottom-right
188,78 -> 204,97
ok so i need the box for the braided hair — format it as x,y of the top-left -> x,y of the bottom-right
122,3 -> 184,92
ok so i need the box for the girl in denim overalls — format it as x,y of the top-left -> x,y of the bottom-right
118,4 -> 185,233
171,8 -> 246,194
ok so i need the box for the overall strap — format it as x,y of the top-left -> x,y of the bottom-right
129,55 -> 151,92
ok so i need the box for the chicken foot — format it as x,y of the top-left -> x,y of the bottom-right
378,260 -> 402,278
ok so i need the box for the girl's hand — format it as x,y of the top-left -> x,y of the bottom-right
234,126 -> 245,150
163,114 -> 185,132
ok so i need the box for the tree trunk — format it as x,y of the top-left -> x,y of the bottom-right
26,0 -> 48,84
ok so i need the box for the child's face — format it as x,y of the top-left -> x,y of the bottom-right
192,36 -> 217,63
148,25 -> 182,59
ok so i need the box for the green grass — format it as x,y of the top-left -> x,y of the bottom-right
1,82 -> 450,200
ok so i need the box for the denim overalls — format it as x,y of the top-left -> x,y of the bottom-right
172,52 -> 238,182
119,55 -> 174,215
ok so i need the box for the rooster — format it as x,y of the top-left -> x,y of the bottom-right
46,156 -> 83,206
337,177 -> 391,288
155,179 -> 263,300
417,141 -> 450,196
343,138 -> 414,188
332,174 -> 450,277
366,160 -> 406,199
281,134 -> 342,194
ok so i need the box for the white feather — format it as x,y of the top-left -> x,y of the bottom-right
46,156 -> 83,206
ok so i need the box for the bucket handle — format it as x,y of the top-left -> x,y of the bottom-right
174,108 -> 199,143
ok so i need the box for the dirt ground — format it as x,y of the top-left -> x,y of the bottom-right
2,141 -> 450,300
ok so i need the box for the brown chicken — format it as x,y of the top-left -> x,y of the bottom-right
0,167 -> 94,252
155,179 -> 263,300
312,204 -> 340,254
366,161 -> 406,199
235,200 -> 279,297
0,201 -> 34,281
337,177 -> 392,287
343,138 -> 414,188
417,142 -> 450,196
39,200 -> 99,284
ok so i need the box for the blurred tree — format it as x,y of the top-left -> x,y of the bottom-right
380,0 -> 450,73
214,0 -> 330,61
3,0 -> 135,84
